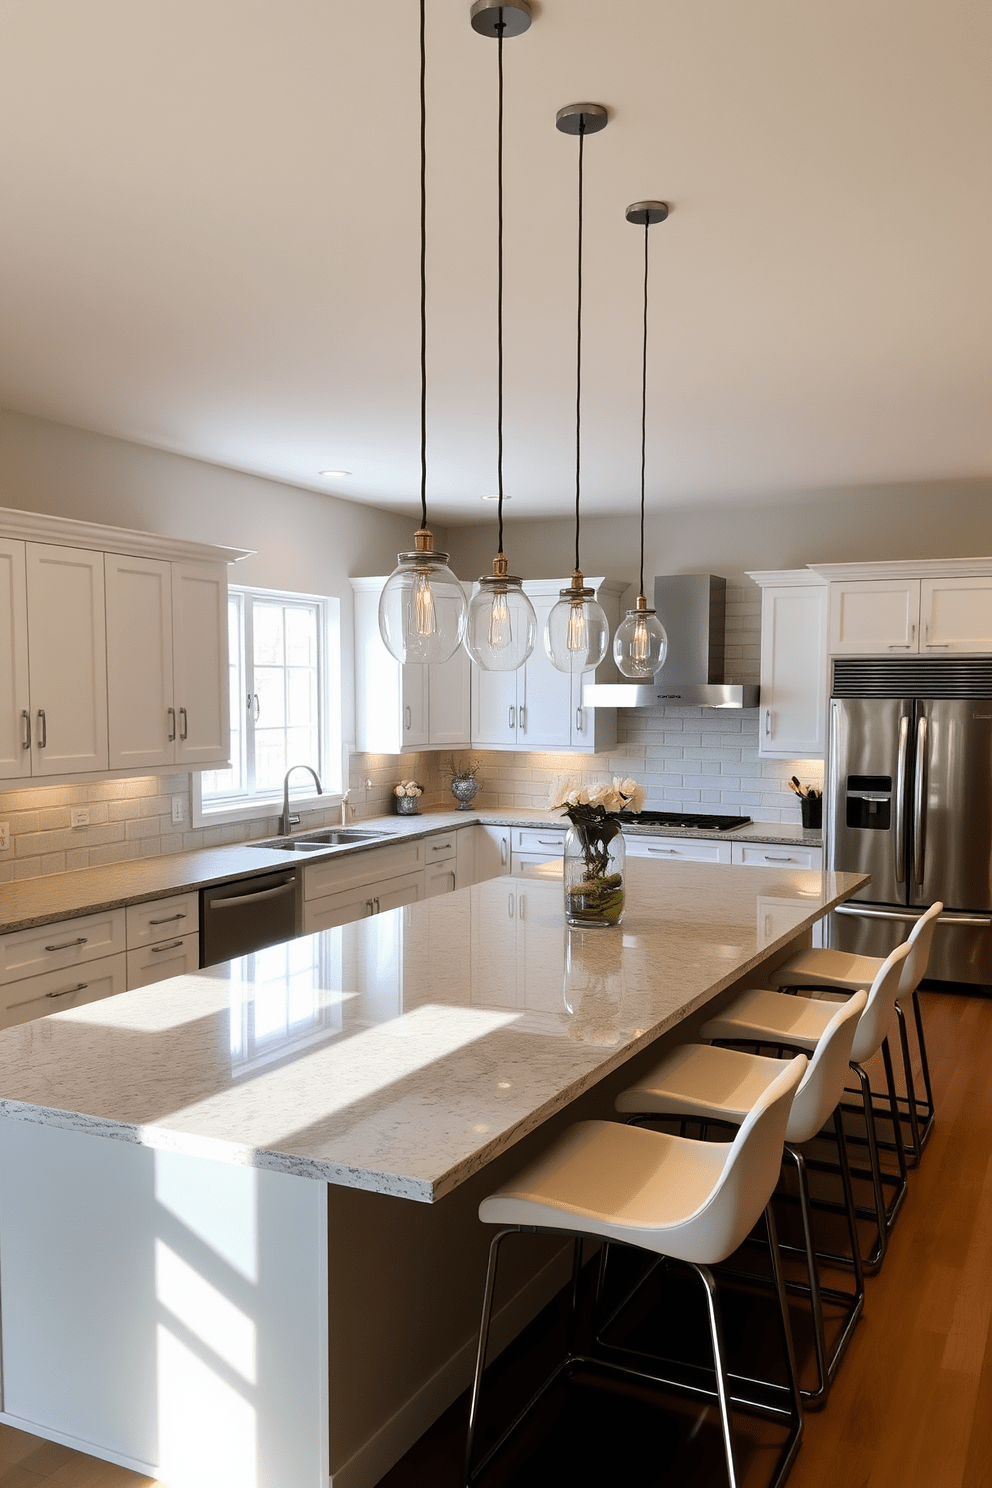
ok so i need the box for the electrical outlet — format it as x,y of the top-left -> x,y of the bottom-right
172,796 -> 184,824
0,823 -> 9,852
70,808 -> 90,828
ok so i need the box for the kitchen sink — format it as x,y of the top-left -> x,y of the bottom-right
249,829 -> 393,852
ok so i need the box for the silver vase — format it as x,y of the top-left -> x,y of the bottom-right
450,777 -> 480,811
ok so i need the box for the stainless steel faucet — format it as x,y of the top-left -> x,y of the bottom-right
281,765 -> 323,837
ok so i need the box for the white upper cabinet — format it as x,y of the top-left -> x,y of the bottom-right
106,553 -> 175,771
26,543 -> 108,776
828,578 -> 920,655
352,579 -> 471,753
921,577 -> 992,652
172,562 -> 231,765
0,508 -> 245,786
748,574 -> 827,758
470,579 -> 623,754
0,539 -> 30,781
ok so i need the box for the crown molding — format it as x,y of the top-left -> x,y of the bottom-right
746,569 -> 826,588
807,558 -> 992,581
0,505 -> 253,565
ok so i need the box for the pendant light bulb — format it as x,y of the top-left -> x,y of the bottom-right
614,593 -> 668,678
546,570 -> 609,675
379,530 -> 467,665
465,556 -> 537,672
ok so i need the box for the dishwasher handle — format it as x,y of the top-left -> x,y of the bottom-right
210,878 -> 297,909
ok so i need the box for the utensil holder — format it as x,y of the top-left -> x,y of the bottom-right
801,795 -> 822,830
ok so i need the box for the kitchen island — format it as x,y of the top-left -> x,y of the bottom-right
0,858 -> 866,1488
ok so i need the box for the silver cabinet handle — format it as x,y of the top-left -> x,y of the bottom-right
648,846 -> 678,854
518,893 -> 526,920
499,836 -> 508,865
149,913 -> 186,925
518,705 -> 526,732
508,705 -> 516,730
365,899 -> 374,915
765,708 -> 772,737
179,706 -> 188,741
44,936 -> 88,952
246,692 -> 260,720
536,838 -> 563,846
431,842 -> 452,852
927,643 -> 949,649
761,854 -> 797,863
887,644 -> 911,651
46,983 -> 87,999
910,622 -> 916,642
37,709 -> 47,748
167,706 -> 176,742
448,871 -> 456,892
405,706 -> 412,731
575,707 -> 583,733
151,939 -> 184,953
913,713 -> 927,886
21,710 -> 30,750
373,896 -> 380,914
507,892 -> 514,918
894,712 -> 909,885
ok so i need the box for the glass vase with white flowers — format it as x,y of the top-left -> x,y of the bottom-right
549,776 -> 646,927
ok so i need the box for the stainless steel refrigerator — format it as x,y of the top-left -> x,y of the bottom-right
825,658 -> 992,985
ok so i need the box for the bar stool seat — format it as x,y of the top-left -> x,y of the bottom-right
699,940 -> 912,1274
615,991 -> 867,1408
465,1057 -> 807,1488
767,902 -> 942,1165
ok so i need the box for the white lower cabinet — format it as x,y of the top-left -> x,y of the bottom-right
731,843 -> 822,870
625,836 -> 733,865
424,833 -> 458,898
0,907 -> 128,1030
302,839 -> 426,933
126,936 -> 200,989
475,824 -> 512,880
124,892 -> 201,989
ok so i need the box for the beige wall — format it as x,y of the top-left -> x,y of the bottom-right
446,476 -> 992,593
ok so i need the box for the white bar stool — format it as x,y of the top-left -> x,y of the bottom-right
767,901 -> 942,1166
699,939 -> 911,1274
614,991 -> 867,1409
465,1056 -> 807,1488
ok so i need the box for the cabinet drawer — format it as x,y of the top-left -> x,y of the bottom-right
126,934 -> 200,990
423,833 -> 457,865
0,908 -> 126,986
0,951 -> 127,1029
304,839 -> 424,901
126,893 -> 198,948
302,871 -> 424,932
626,836 -> 732,865
731,844 -> 822,870
513,828 -> 566,856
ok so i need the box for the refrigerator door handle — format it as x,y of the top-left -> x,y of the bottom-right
912,714 -> 928,887
894,713 -> 909,885
835,904 -> 992,928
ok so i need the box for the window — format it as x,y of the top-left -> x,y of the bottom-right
194,586 -> 341,825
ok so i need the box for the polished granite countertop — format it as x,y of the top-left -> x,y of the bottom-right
0,860 -> 866,1201
0,807 -> 822,934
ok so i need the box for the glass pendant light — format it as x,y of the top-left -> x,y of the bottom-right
614,201 -> 670,679
378,0 -> 467,666
464,0 -> 537,673
545,103 -> 610,676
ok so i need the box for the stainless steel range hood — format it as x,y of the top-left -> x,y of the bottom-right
584,574 -> 760,710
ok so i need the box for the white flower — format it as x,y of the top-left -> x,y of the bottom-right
393,785 -> 405,798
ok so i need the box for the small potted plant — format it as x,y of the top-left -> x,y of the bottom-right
393,780 -> 424,816
442,755 -> 483,811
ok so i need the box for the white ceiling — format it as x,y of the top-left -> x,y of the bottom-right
0,0 -> 989,522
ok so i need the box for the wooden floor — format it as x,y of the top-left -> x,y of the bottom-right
0,988 -> 990,1487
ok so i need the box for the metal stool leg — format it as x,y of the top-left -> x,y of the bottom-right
464,1228 -> 514,1486
691,1262 -> 741,1488
763,1203 -> 805,1487
853,1060 -> 888,1273
895,1001 -> 923,1164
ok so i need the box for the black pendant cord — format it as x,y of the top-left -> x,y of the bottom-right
496,15 -> 505,555
639,217 -> 649,600
419,0 -> 428,531
574,120 -> 585,576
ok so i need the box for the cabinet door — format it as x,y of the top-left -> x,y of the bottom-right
475,825 -> 511,879
425,861 -> 458,897
172,562 -> 230,766
375,870 -> 425,913
428,645 -> 471,746
0,539 -> 30,781
401,664 -> 429,748
303,886 -> 377,933
106,553 -> 176,770
518,596 -> 572,750
759,584 -> 827,758
25,543 -> 108,776
922,577 -> 992,653
0,951 -> 127,1030
471,665 -> 518,746
828,579 -> 920,655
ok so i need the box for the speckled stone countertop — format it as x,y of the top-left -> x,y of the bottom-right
0,807 -> 822,935
0,861 -> 866,1201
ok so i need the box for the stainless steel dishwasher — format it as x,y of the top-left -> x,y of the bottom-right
201,870 -> 300,966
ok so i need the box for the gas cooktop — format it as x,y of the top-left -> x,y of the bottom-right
618,811 -> 752,832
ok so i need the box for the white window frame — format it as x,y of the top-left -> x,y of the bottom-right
192,585 -> 343,828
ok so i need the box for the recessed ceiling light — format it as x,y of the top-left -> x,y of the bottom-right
480,493 -> 511,501
318,469 -> 351,478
